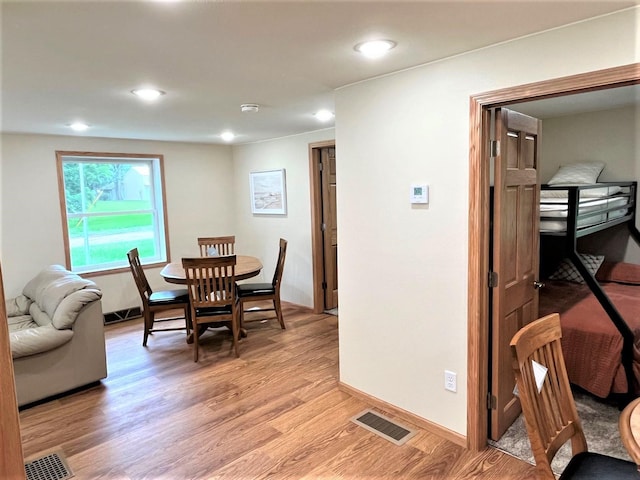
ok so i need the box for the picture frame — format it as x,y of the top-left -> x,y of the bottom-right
249,169 -> 287,215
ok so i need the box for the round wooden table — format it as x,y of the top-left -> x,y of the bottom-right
619,397 -> 640,468
160,255 -> 263,284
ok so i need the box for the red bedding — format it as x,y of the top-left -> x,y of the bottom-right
539,276 -> 640,398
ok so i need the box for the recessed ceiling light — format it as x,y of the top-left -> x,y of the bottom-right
220,131 -> 235,142
314,110 -> 334,122
69,122 -> 89,131
354,39 -> 397,59
131,88 -> 165,101
241,103 -> 260,113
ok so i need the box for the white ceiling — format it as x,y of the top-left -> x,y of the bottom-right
510,84 -> 640,119
2,1 -> 638,145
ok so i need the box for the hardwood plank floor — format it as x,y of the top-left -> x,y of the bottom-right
19,303 -> 536,479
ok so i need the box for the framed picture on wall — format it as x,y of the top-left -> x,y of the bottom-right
249,169 -> 287,215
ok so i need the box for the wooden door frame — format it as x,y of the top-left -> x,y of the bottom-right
467,63 -> 640,451
309,139 -> 336,314
0,261 -> 26,478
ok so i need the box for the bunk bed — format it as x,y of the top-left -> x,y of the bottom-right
538,181 -> 640,400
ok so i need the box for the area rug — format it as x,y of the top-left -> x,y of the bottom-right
489,390 -> 632,475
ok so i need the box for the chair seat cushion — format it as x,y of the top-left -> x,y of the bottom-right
560,451 -> 638,479
195,305 -> 233,317
149,289 -> 189,305
237,283 -> 275,297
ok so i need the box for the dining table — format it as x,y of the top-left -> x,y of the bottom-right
159,254 -> 263,284
619,396 -> 640,469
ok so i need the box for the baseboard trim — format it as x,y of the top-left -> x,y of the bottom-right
338,381 -> 467,448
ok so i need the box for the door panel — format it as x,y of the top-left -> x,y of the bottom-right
490,108 -> 541,441
321,147 -> 338,310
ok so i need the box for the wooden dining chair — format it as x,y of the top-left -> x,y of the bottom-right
182,255 -> 240,362
510,313 -> 638,479
237,238 -> 287,330
197,236 -> 235,257
127,248 -> 191,347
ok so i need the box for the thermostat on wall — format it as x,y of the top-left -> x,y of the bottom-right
410,184 -> 429,204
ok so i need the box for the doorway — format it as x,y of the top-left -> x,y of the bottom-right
466,63 -> 640,451
309,140 -> 338,314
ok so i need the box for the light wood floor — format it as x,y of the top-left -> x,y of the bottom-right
19,303 -> 537,479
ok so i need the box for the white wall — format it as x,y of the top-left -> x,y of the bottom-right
336,8 -> 639,435
539,105 -> 640,263
231,129 -> 334,307
540,105 -> 638,183
1,133 -> 234,313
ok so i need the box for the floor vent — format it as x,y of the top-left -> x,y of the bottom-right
25,452 -> 74,480
104,306 -> 142,324
351,409 -> 417,446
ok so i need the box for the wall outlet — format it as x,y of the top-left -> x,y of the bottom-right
444,370 -> 457,392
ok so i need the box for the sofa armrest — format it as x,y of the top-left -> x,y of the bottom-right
5,295 -> 32,317
52,288 -> 102,330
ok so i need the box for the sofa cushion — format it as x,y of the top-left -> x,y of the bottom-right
7,314 -> 38,332
10,324 -> 74,359
29,303 -> 52,327
23,265 -> 97,321
5,295 -> 32,317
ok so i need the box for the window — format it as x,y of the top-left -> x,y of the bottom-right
56,152 -> 169,274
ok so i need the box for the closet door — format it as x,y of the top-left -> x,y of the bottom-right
490,108 -> 541,441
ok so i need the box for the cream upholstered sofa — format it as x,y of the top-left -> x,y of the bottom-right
6,265 -> 107,406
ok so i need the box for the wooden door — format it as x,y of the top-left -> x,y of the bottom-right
489,108 -> 541,441
321,146 -> 338,310
0,262 -> 26,479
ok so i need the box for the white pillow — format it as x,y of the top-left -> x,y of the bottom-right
547,161 -> 605,185
548,253 -> 605,284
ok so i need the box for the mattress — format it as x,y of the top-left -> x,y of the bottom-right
540,195 -> 630,232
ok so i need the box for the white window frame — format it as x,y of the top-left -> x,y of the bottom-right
56,151 -> 170,275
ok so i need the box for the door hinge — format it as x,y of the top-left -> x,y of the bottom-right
321,223 -> 327,232
487,393 -> 497,410
489,140 -> 500,158
488,271 -> 498,288
318,161 -> 323,171
322,281 -> 327,290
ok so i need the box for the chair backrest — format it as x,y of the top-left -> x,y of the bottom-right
510,313 -> 587,478
182,255 -> 237,311
271,238 -> 288,288
127,248 -> 152,302
198,236 -> 235,257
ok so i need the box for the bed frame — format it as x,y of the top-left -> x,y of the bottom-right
540,181 -> 640,399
